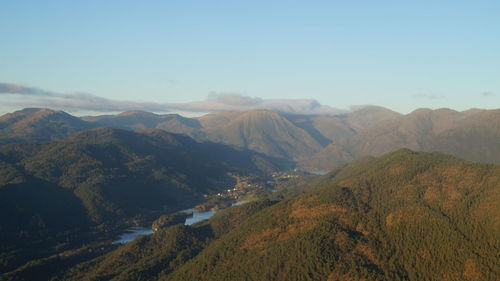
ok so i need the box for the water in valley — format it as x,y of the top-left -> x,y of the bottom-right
113,201 -> 247,244
112,227 -> 154,244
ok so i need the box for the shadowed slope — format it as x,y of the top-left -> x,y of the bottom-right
0,127 -> 286,224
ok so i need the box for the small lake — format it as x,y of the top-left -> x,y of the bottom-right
113,201 -> 247,244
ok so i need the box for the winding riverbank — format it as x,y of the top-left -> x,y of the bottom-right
113,201 -> 248,244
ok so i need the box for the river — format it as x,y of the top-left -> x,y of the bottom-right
113,201 -> 247,244
112,227 -> 154,244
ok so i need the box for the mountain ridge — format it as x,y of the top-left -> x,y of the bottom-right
1,107 -> 499,172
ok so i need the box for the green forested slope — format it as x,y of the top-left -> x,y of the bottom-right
0,127 -> 284,225
59,200 -> 278,281
0,128 -> 286,276
165,150 -> 499,281
10,149 -> 497,281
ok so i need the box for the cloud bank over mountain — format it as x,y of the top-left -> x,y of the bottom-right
0,83 -> 344,115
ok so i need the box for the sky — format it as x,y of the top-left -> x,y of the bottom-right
1,0 -> 499,115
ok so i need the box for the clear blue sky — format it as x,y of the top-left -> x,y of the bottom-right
1,0 -> 499,114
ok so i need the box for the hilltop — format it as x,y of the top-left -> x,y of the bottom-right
0,108 -> 92,145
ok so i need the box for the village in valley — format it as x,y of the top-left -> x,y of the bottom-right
194,170 -> 318,212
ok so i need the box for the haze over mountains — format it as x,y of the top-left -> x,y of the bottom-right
1,106 -> 498,171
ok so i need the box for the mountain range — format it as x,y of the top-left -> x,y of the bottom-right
0,105 -> 499,280
1,107 -> 498,171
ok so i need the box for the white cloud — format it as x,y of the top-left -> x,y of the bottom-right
0,82 -> 345,115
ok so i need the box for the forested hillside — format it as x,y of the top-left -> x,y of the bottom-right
165,149 -> 499,281
0,127 -> 287,276
19,149 -> 497,281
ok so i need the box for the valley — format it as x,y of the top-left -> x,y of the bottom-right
2,2 -> 498,279
0,107 -> 498,281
